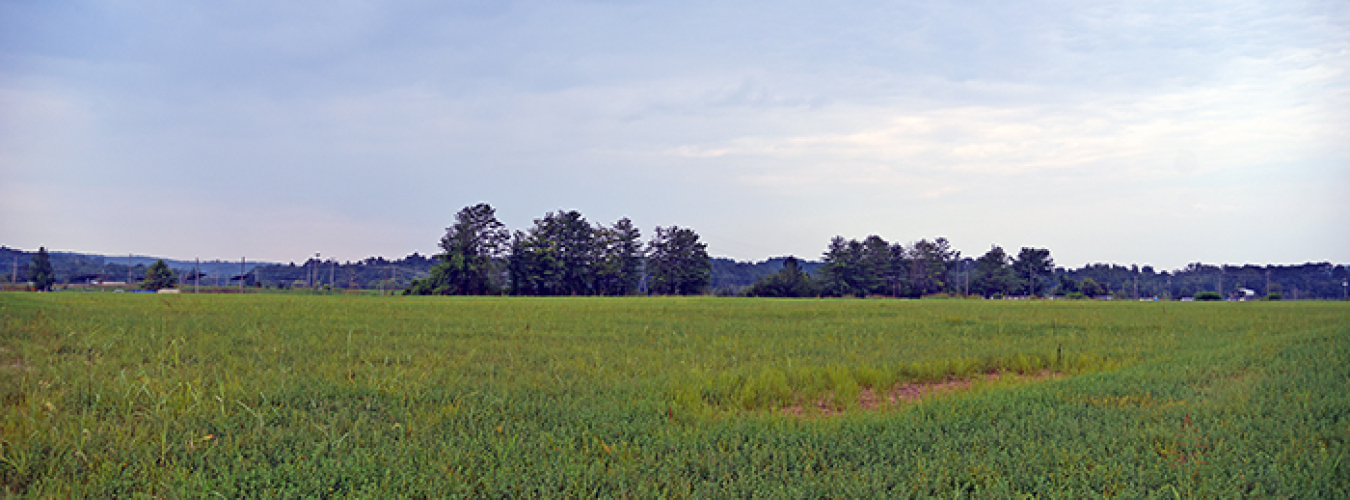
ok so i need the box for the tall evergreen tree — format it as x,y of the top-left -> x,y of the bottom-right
820,235 -> 894,297
859,235 -> 893,296
884,242 -> 910,297
907,238 -> 960,296
646,226 -> 710,295
592,217 -> 644,295
819,236 -> 863,297
408,203 -> 509,295
28,247 -> 54,291
971,246 -> 1016,298
1012,247 -> 1055,297
508,210 -> 595,295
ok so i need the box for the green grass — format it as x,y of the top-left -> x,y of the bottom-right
1,293 -> 1347,497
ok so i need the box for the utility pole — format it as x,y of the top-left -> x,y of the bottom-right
329,260 -> 335,291
11,255 -> 17,284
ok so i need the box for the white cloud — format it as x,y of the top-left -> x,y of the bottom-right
653,58 -> 1346,190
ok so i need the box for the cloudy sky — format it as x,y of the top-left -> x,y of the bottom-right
2,0 -> 1347,269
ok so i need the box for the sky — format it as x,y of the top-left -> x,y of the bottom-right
2,0 -> 1347,269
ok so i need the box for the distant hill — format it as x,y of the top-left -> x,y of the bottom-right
0,246 -> 278,285
710,256 -> 823,292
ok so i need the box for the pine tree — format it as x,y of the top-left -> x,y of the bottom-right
647,226 -> 710,295
143,259 -> 176,290
28,247 -> 55,291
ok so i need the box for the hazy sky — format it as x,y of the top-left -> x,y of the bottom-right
3,1 -> 1347,268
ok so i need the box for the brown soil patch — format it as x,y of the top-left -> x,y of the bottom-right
781,370 -> 1063,417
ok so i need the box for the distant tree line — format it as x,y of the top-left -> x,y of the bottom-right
0,246 -> 180,292
736,235 -> 1350,300
5,230 -> 1348,299
0,247 -> 150,286
404,203 -> 711,296
1056,262 -> 1349,300
249,254 -> 437,291
0,246 -> 440,291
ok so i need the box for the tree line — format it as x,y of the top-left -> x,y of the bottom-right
404,203 -> 711,296
9,247 -> 178,292
1058,262 -> 1348,301
0,247 -> 292,289
6,226 -> 1348,299
248,254 -> 437,291
740,234 -> 1349,300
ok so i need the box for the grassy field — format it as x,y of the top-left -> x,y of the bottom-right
1,293 -> 1346,497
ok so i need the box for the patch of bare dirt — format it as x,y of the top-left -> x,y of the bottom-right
781,370 -> 1064,417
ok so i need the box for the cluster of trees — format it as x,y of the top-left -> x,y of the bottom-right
969,246 -> 1054,298
740,236 -> 1054,299
816,236 -> 965,297
745,236 -> 969,298
405,204 -> 711,296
